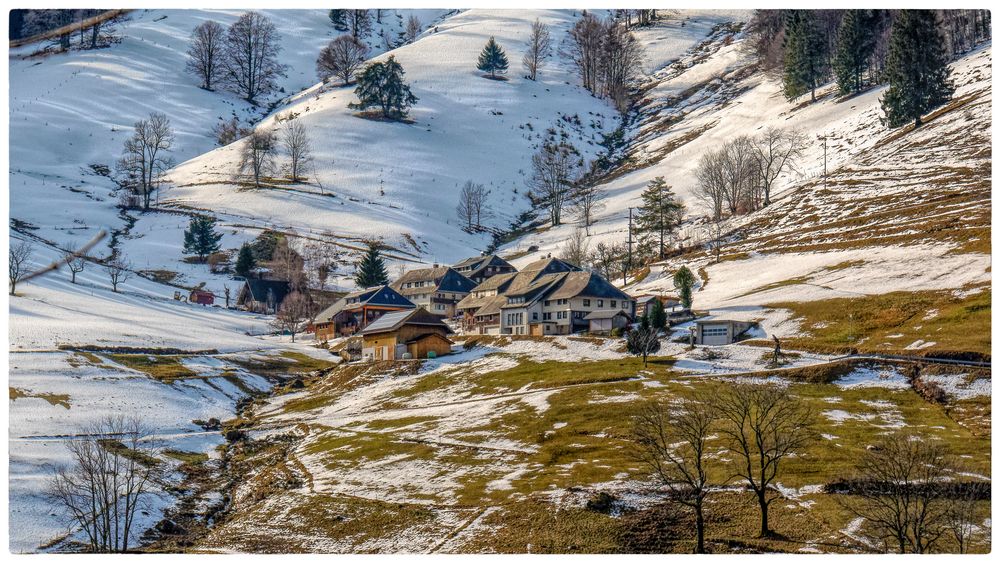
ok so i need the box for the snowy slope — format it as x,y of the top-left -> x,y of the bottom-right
163,9 -> 634,268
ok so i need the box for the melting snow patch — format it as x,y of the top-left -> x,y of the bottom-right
905,339 -> 936,350
834,367 -> 910,390
921,374 -> 991,400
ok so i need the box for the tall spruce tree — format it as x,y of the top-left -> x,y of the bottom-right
354,242 -> 389,288
477,36 -> 509,79
182,216 -> 223,263
881,10 -> 954,128
833,10 -> 876,94
235,243 -> 256,278
349,56 -> 418,120
634,177 -> 684,260
673,266 -> 695,311
782,11 -> 826,101
649,298 -> 667,331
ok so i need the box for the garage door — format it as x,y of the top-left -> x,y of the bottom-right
702,326 -> 729,346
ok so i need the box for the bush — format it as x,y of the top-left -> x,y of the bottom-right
585,491 -> 616,513
610,327 -> 623,338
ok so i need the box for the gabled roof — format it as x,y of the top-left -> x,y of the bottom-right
242,279 -> 291,304
314,285 -> 414,323
584,309 -> 633,320
457,272 -> 518,311
546,271 -> 632,301
504,257 -> 579,294
455,254 -> 516,279
359,308 -> 454,336
472,294 -> 508,318
392,266 -> 476,296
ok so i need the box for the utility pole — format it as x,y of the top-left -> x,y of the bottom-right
818,134 -> 828,188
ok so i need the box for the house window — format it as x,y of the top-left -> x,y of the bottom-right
583,299 -> 590,307
702,327 -> 728,336
533,312 -> 539,321
598,299 -> 604,307
543,312 -> 551,320
544,300 -> 551,306
611,300 -> 617,308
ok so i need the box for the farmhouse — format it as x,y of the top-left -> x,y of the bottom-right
501,270 -> 636,335
391,266 -> 477,317
455,271 -> 517,333
358,308 -> 454,361
236,279 -> 290,314
695,318 -> 755,346
452,254 -> 517,284
311,285 -> 415,341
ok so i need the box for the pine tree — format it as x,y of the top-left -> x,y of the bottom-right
673,266 -> 695,311
349,56 -> 419,120
182,216 -> 223,263
477,36 -> 509,79
235,243 -> 256,278
649,298 -> 667,331
354,242 -> 389,288
881,10 -> 954,128
634,177 -> 684,260
782,11 -> 826,101
833,10 -> 876,95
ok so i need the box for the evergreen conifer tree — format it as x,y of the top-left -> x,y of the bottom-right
354,242 -> 389,288
328,10 -> 348,31
182,216 -> 223,263
782,11 -> 826,101
673,266 -> 695,311
881,10 -> 954,128
349,56 -> 418,120
634,177 -> 684,260
477,36 -> 509,79
833,10 -> 876,94
649,298 -> 667,331
235,243 -> 256,278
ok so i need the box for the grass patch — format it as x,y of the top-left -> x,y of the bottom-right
108,354 -> 196,383
9,387 -> 71,409
226,351 -> 337,378
163,449 -> 210,464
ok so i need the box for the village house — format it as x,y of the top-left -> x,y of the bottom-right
358,308 -> 454,361
500,269 -> 636,336
391,265 -> 477,317
311,285 -> 415,341
694,318 -> 755,346
451,254 -> 517,284
632,294 -> 681,318
235,279 -> 290,314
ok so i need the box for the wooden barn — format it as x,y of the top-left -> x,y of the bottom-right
358,308 -> 454,361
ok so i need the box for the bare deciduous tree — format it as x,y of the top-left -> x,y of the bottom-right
529,142 -> 583,227
46,415 -> 160,553
221,11 -> 288,103
116,112 -> 174,211
567,13 -> 605,93
633,397 -> 717,553
271,291 -> 312,341
267,237 -> 307,291
316,34 -> 369,85
9,240 -> 34,295
753,127 -> 805,207
65,246 -> 86,283
282,121 -> 312,182
185,20 -> 225,90
591,240 -> 624,283
599,20 -> 645,112
347,9 -> 372,40
570,182 -> 605,235
237,128 -> 278,187
626,325 -> 661,366
560,227 -> 590,268
522,18 -> 552,80
945,475 -> 989,554
404,15 -> 422,44
104,255 -> 132,293
695,150 -> 727,220
456,181 -> 489,231
844,432 -> 955,553
715,383 -> 813,537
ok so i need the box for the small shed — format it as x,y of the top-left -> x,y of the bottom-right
695,319 -> 754,346
189,289 -> 215,306
585,309 -> 633,334
405,333 -> 453,359
358,308 -> 454,361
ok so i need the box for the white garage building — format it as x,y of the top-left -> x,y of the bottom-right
695,319 -> 755,346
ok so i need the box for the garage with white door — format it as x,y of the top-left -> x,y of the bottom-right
695,319 -> 754,346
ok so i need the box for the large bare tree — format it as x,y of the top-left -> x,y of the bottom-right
590,240 -> 623,282
185,20 -> 226,90
599,20 -> 645,111
567,13 -> 605,93
560,227 -> 590,268
221,11 -> 287,103
714,383 -> 813,537
271,291 -> 312,341
46,415 -> 161,553
456,181 -> 489,231
404,15 -> 422,44
64,246 -> 86,283
570,182 -> 605,235
116,112 -> 174,211
104,254 -> 132,293
316,34 -> 369,85
522,18 -> 552,81
237,128 -> 278,187
633,397 -> 717,553
753,127 -> 805,207
9,240 -> 34,295
529,142 -> 583,227
845,432 -> 955,553
281,121 -> 312,182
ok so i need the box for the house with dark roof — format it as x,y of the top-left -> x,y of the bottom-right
311,285 -> 415,341
391,266 -> 477,318
452,254 -> 517,284
499,267 -> 635,336
236,279 -> 291,314
358,308 -> 454,361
